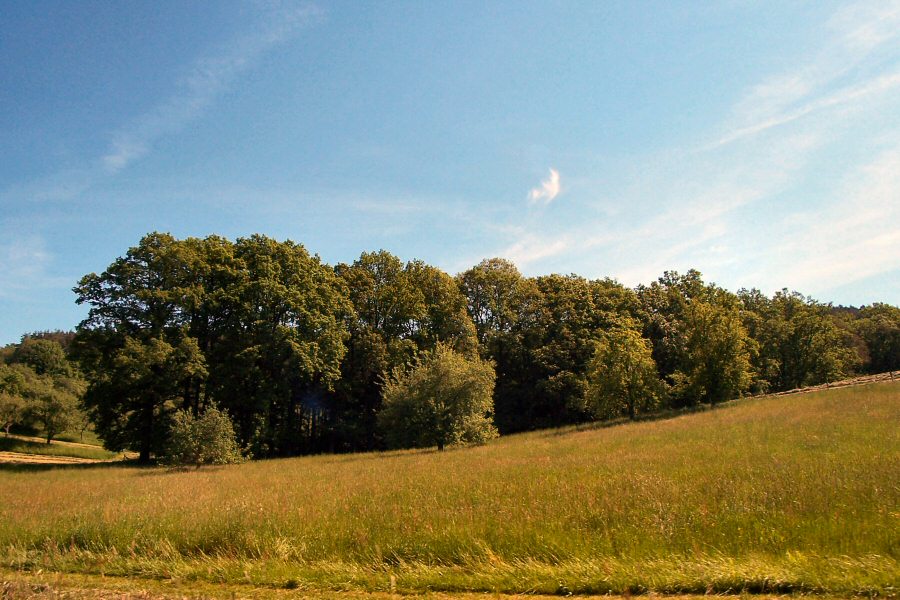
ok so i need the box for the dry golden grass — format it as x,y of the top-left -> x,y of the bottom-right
0,382 -> 897,596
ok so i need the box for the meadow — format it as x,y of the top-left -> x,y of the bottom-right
0,436 -> 117,461
0,383 -> 897,596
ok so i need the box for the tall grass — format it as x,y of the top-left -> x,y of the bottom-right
0,383 -> 897,595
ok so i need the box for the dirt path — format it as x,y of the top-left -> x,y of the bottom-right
0,569 -> 795,600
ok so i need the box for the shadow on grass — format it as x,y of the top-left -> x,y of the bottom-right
0,458 -> 146,474
525,396 -> 754,440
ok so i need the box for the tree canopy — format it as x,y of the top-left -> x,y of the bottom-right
22,232 -> 889,461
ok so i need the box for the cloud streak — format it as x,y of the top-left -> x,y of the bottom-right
2,1 -> 321,202
0,236 -> 70,300
528,168 -> 561,204
492,0 -> 900,301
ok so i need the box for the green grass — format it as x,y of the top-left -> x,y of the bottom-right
0,383 -> 897,596
0,437 -> 118,460
10,426 -> 104,447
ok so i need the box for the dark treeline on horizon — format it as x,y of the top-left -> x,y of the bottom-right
4,232 -> 899,462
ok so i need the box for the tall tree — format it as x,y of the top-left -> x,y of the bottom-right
457,258 -> 545,433
74,233 -> 350,460
207,235 -> 350,456
530,274 -> 637,428
332,251 -> 476,451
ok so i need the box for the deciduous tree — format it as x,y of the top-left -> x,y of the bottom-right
379,344 -> 497,451
586,323 -> 666,420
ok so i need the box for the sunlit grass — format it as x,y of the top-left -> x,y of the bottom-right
0,382 -> 897,595
0,437 -> 117,460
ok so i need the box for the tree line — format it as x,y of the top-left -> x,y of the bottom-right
2,232 -> 898,462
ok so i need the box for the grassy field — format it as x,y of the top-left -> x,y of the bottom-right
0,436 -> 118,461
0,383 -> 897,596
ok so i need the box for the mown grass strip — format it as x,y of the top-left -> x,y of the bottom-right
0,437 -> 117,460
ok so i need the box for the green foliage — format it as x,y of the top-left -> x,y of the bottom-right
740,289 -> 859,390
0,363 -> 25,436
73,232 -> 350,460
25,374 -> 84,444
332,250 -> 478,452
586,323 -> 666,419
456,258 -> 545,434
0,362 -> 85,443
530,275 -> 642,427
0,392 -> 25,436
855,303 -> 900,373
379,343 -> 497,450
164,404 -> 244,467
76,333 -> 207,461
673,300 -> 753,405
9,338 -> 71,376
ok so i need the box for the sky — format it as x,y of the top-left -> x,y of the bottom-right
1,0 -> 899,344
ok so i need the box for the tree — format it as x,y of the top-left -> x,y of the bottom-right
332,251 -> 477,452
673,300 -> 753,406
0,362 -> 84,443
739,290 -> 858,391
25,376 -> 82,444
10,339 -> 71,376
0,365 -> 27,436
457,259 -> 546,434
74,233 -> 350,460
529,274 -> 636,428
586,324 -> 666,420
0,393 -> 25,437
165,404 -> 244,468
855,303 -> 900,374
80,334 -> 207,461
378,344 -> 497,451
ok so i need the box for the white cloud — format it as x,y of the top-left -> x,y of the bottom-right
527,168 -> 561,204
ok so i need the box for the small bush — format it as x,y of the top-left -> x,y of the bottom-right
165,404 -> 245,467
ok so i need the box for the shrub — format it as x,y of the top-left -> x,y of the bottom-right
165,404 -> 245,467
379,343 -> 497,451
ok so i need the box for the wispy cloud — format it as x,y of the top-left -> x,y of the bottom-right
759,146 -> 900,295
0,236 -> 70,300
1,1 -> 321,203
490,1 -> 900,301
527,168 -> 561,204
710,0 -> 900,149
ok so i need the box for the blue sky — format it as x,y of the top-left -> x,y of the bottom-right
2,0 -> 899,344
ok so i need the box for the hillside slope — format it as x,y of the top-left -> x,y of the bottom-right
1,383 -> 898,595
